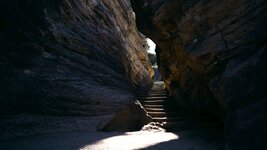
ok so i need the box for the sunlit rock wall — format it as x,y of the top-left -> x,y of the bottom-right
0,0 -> 152,115
131,0 -> 267,149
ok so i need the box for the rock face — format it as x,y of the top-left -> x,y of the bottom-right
101,101 -> 152,132
0,0 -> 153,116
131,0 -> 267,149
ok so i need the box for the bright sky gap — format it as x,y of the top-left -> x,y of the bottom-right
146,38 -> 156,54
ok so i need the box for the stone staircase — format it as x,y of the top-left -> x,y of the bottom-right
135,81 -> 223,132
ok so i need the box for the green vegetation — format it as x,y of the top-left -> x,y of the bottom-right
148,53 -> 157,66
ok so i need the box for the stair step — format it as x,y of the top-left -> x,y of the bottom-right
136,95 -> 167,98
152,117 -> 184,122
136,95 -> 168,99
137,94 -> 167,97
162,121 -> 223,131
145,108 -> 176,112
146,92 -> 166,94
138,96 -> 167,99
143,104 -> 166,108
138,97 -> 168,101
152,117 -> 214,122
147,112 -> 188,117
136,93 -> 167,96
136,91 -> 166,93
147,112 -> 210,118
140,100 -> 166,105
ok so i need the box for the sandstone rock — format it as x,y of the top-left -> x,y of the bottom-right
101,101 -> 152,132
0,0 -> 152,115
131,0 -> 267,149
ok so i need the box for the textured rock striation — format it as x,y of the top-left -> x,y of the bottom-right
0,0 -> 153,116
131,0 -> 267,149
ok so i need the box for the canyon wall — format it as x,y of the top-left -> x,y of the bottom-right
1,0 -> 266,148
131,0 -> 267,149
0,0 -> 152,116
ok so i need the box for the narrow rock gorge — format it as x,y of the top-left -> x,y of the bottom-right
0,0 -> 267,150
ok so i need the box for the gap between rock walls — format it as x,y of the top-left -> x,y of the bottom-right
0,0 -> 266,150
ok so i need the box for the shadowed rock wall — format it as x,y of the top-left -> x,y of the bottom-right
131,0 -> 267,149
0,0 -> 153,116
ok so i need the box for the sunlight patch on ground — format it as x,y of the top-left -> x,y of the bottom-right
146,38 -> 156,54
81,131 -> 179,150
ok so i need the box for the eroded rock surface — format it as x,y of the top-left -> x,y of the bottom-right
131,0 -> 267,149
0,0 -> 152,116
101,101 -> 152,132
